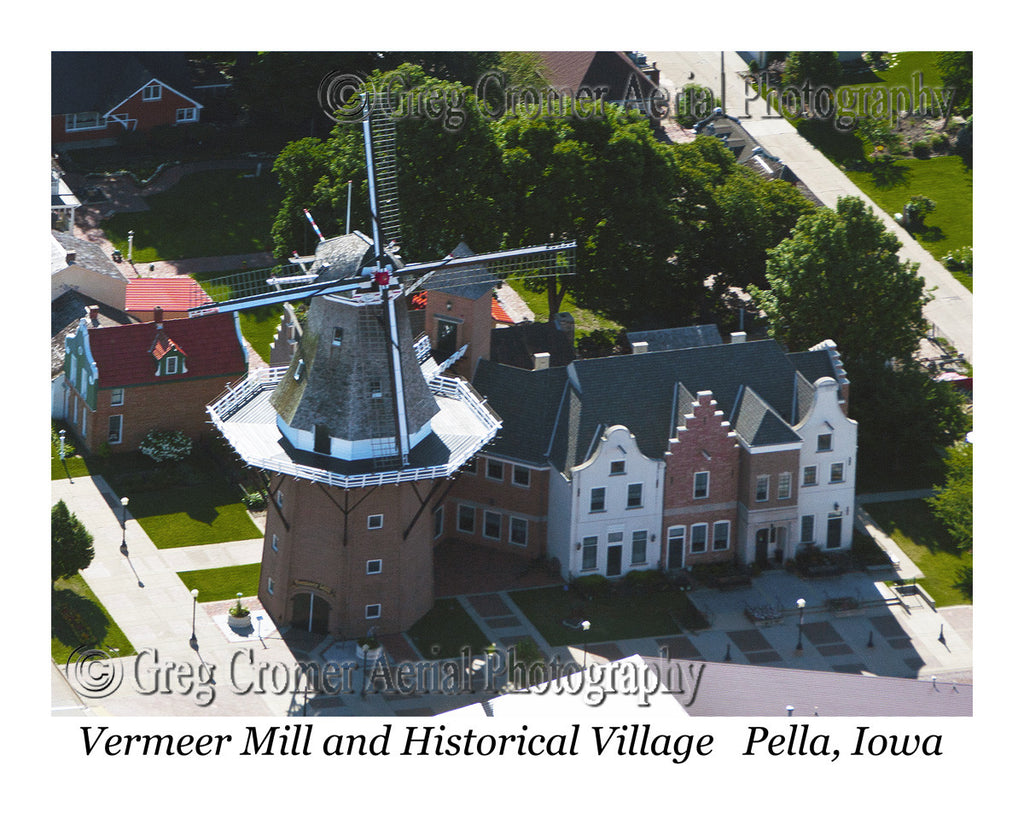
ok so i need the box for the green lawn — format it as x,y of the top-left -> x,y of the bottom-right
102,169 -> 281,262
506,278 -> 623,339
846,155 -> 972,289
863,499 -> 972,606
510,582 -> 707,647
176,563 -> 262,602
127,483 -> 262,549
406,597 -> 490,659
52,573 -> 135,663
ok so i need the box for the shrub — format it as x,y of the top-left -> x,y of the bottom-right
139,429 -> 193,462
943,246 -> 973,276
912,140 -> 931,159
572,574 -> 612,599
52,426 -> 77,459
243,492 -> 267,510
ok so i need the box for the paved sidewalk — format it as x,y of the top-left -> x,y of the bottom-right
646,51 -> 973,363
51,474 -> 301,716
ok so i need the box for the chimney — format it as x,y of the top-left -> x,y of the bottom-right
631,340 -> 649,354
532,352 -> 550,371
154,305 -> 164,327
65,250 -> 76,265
87,305 -> 99,325
730,331 -> 747,344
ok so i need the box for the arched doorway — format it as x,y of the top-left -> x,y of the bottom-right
290,592 -> 330,633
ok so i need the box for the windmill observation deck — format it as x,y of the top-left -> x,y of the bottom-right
207,363 -> 501,488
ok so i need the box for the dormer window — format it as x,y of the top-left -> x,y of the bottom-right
143,83 -> 162,101
151,331 -> 187,376
165,357 -> 179,375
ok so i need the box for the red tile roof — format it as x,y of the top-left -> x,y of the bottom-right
125,277 -> 209,312
87,313 -> 246,387
491,296 -> 513,325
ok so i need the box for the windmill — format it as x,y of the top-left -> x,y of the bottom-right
201,91 -> 575,636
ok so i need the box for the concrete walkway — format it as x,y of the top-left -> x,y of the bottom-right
646,51 -> 972,363
52,469 -> 971,716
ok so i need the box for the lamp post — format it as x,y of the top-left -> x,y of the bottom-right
59,429 -> 66,462
796,598 -> 806,652
127,230 -> 134,264
190,588 -> 199,649
119,497 -> 129,555
581,620 -> 591,670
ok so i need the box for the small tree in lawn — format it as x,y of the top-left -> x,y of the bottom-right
52,500 -> 94,584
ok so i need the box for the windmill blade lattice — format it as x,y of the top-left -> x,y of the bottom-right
399,241 -> 576,296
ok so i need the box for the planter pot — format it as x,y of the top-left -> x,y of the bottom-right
356,643 -> 383,663
228,612 -> 252,630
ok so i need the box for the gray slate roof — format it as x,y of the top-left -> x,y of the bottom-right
51,230 -> 124,280
474,334 -> 843,475
51,52 -> 195,115
270,291 -> 438,447
424,241 -> 498,300
626,324 -> 722,352
472,360 -> 568,465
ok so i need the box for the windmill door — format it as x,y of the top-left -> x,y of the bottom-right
291,592 -> 330,633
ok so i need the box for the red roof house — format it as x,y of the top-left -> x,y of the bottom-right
62,311 -> 247,453
124,277 -> 211,322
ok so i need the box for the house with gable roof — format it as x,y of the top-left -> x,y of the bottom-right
62,309 -> 246,454
445,327 -> 856,579
52,52 -> 203,149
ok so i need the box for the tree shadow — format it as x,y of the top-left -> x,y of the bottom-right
52,587 -> 110,649
869,158 -> 911,189
917,225 -> 946,243
953,565 -> 973,601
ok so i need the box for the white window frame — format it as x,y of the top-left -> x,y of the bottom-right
803,465 -> 817,486
367,514 -> 383,530
271,533 -> 279,552
630,530 -> 648,565
65,111 -> 106,132
509,516 -> 528,547
433,506 -> 444,539
165,356 -> 179,375
110,388 -> 124,407
610,460 -> 626,475
512,464 -> 530,488
817,433 -> 833,452
778,472 -> 792,500
830,462 -> 845,484
456,504 -> 475,534
483,510 -> 502,540
365,603 -> 381,620
712,520 -> 730,552
176,107 -> 198,123
486,459 -> 504,482
590,486 -> 606,513
107,414 -> 123,444
755,475 -> 770,502
690,523 -> 708,554
801,514 -> 815,544
366,559 -> 382,575
581,536 -> 598,571
693,471 -> 710,500
667,525 -> 686,566
626,483 -> 644,509
143,83 -> 162,101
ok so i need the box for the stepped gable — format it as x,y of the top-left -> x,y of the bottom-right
427,241 -> 498,300
548,339 -> 805,474
269,290 -> 439,446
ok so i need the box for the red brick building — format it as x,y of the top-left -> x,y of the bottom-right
61,309 -> 246,454
52,53 -> 202,148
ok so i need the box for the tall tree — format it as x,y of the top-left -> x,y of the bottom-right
782,51 -> 843,89
52,500 -> 94,584
936,52 -> 973,116
927,440 -> 973,551
749,195 -> 931,374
